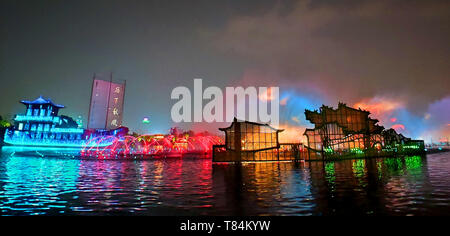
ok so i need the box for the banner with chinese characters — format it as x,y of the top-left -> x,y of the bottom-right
106,81 -> 125,130
88,78 -> 125,130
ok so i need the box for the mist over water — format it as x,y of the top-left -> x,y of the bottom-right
0,150 -> 449,216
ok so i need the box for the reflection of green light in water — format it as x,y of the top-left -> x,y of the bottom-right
325,163 -> 335,180
383,158 -> 404,174
384,158 -> 403,169
352,159 -> 366,187
377,160 -> 383,180
404,155 -> 422,170
352,159 -> 365,177
324,162 -> 336,192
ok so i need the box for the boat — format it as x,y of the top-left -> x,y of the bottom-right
3,96 -> 127,148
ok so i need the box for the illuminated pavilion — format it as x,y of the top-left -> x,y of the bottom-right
213,118 -> 302,162
303,103 -> 425,160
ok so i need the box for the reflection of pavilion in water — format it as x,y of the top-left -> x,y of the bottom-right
212,161 -> 313,215
211,157 -> 428,215
307,155 -> 428,215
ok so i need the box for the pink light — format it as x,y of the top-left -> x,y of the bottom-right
81,133 -> 224,159
391,124 -> 405,131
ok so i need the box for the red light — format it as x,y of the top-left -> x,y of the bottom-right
81,133 -> 224,159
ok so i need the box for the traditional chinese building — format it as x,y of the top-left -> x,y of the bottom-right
4,96 -> 127,147
213,118 -> 303,162
303,103 -> 425,160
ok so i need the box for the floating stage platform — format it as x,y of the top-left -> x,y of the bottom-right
212,104 -> 427,163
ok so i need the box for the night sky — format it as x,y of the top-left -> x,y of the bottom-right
1,0 -> 449,140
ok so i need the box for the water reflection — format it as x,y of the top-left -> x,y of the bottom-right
211,162 -> 315,215
74,159 -> 214,215
0,155 -> 79,215
0,151 -> 449,216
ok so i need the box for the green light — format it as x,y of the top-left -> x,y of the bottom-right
0,120 -> 11,128
76,116 -> 83,128
404,155 -> 422,170
142,117 -> 150,124
377,160 -> 383,180
352,159 -> 366,179
324,162 -> 336,188
384,158 -> 404,173
324,147 -> 333,153
350,148 -> 364,154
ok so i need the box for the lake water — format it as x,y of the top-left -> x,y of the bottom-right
0,149 -> 449,216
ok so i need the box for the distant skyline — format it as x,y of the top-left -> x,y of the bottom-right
1,0 -> 449,141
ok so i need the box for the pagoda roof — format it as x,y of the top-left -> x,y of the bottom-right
219,118 -> 284,132
20,96 -> 65,108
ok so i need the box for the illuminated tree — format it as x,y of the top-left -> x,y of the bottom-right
0,116 -> 11,128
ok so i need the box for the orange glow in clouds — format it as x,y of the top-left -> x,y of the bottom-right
354,98 -> 408,131
277,123 -> 307,143
391,124 -> 405,131
280,97 -> 288,106
258,87 -> 275,101
354,98 -> 403,117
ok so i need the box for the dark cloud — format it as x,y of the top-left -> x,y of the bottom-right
208,0 -> 450,112
0,0 -> 448,137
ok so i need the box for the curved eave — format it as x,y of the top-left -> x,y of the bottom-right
219,118 -> 283,132
20,100 -> 65,108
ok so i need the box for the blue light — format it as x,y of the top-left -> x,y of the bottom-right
51,128 -> 84,133
1,145 -> 85,152
0,154 -> 78,214
6,96 -> 120,149
15,115 -> 60,123
3,132 -> 113,147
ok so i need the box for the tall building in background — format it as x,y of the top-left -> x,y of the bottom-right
87,74 -> 126,130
